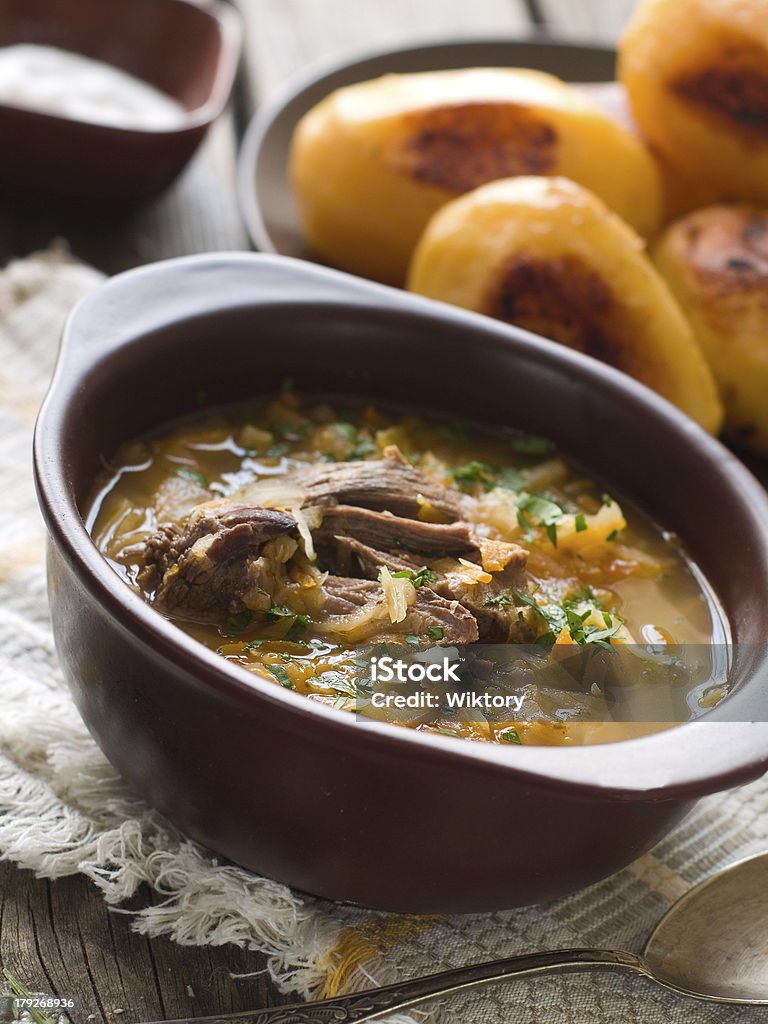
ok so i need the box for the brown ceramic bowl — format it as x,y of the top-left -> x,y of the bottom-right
34,254 -> 768,913
237,38 -> 616,261
0,0 -> 240,207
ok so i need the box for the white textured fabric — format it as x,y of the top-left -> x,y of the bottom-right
1,249 -> 768,1024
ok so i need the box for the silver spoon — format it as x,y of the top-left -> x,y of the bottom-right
139,850 -> 768,1023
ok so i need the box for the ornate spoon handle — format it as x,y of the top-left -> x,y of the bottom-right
136,948 -> 647,1024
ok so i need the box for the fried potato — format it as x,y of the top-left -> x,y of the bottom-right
654,204 -> 768,454
619,0 -> 768,204
290,68 -> 664,285
407,176 -> 723,434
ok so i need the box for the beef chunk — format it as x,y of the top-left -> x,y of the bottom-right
405,588 -> 479,644
434,555 -> 531,643
291,457 -> 461,521
318,535 -> 422,579
316,506 -> 478,565
322,576 -> 381,615
139,504 -> 297,619
321,576 -> 479,644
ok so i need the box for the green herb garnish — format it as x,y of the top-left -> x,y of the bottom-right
404,635 -> 421,649
501,729 -> 522,745
266,604 -> 311,640
438,422 -> 469,445
485,594 -> 513,609
333,421 -> 358,445
392,565 -> 438,588
516,492 -> 565,547
266,664 -> 294,688
602,493 -> 614,507
606,529 -> 620,543
1,971 -> 56,1024
272,421 -> 309,442
224,609 -> 253,635
498,466 -> 525,491
266,441 -> 291,458
451,460 -> 499,493
511,434 -> 551,455
427,626 -> 445,642
174,466 -> 209,488
512,588 -> 568,634
575,512 -> 588,533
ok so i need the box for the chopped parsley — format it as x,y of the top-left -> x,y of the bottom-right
575,512 -> 588,533
266,604 -> 311,640
392,565 -> 438,588
515,492 -> 565,547
438,422 -> 470,445
449,461 -> 526,494
272,421 -> 309,442
404,635 -> 421,649
512,589 -> 622,649
501,729 -> 522,744
309,671 -> 357,697
266,440 -> 291,458
174,466 -> 209,489
266,663 -> 294,688
602,493 -> 614,507
224,609 -> 253,635
510,434 -> 551,455
606,529 -> 620,543
512,588 -> 568,635
332,422 -> 376,460
498,466 -> 525,491
485,594 -> 513,609
451,460 -> 499,493
333,421 -> 358,445
427,625 -> 445,642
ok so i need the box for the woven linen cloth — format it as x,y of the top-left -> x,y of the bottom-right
1,247 -> 768,1024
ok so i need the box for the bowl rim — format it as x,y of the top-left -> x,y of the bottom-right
0,0 -> 242,135
33,252 -> 768,802
237,33 -> 618,255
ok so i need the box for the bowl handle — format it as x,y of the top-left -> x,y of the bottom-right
56,253 -> 402,371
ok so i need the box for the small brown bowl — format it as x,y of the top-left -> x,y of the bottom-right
0,0 -> 240,207
34,254 -> 768,913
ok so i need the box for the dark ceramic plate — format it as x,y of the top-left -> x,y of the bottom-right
238,37 -> 617,260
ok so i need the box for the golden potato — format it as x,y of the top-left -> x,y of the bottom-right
619,0 -> 768,204
408,176 -> 723,434
654,204 -> 768,454
290,68 -> 664,285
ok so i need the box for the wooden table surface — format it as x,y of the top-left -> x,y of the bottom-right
1,2 -> 635,1020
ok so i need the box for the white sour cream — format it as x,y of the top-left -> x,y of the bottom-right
0,44 -> 186,130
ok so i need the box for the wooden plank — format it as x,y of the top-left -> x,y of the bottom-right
236,0 -> 532,109
0,862 -> 296,1023
538,0 -> 636,42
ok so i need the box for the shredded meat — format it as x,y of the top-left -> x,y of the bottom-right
138,451 -> 529,644
138,505 -> 297,619
321,576 -> 479,645
289,456 -> 461,521
316,506 -> 478,563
